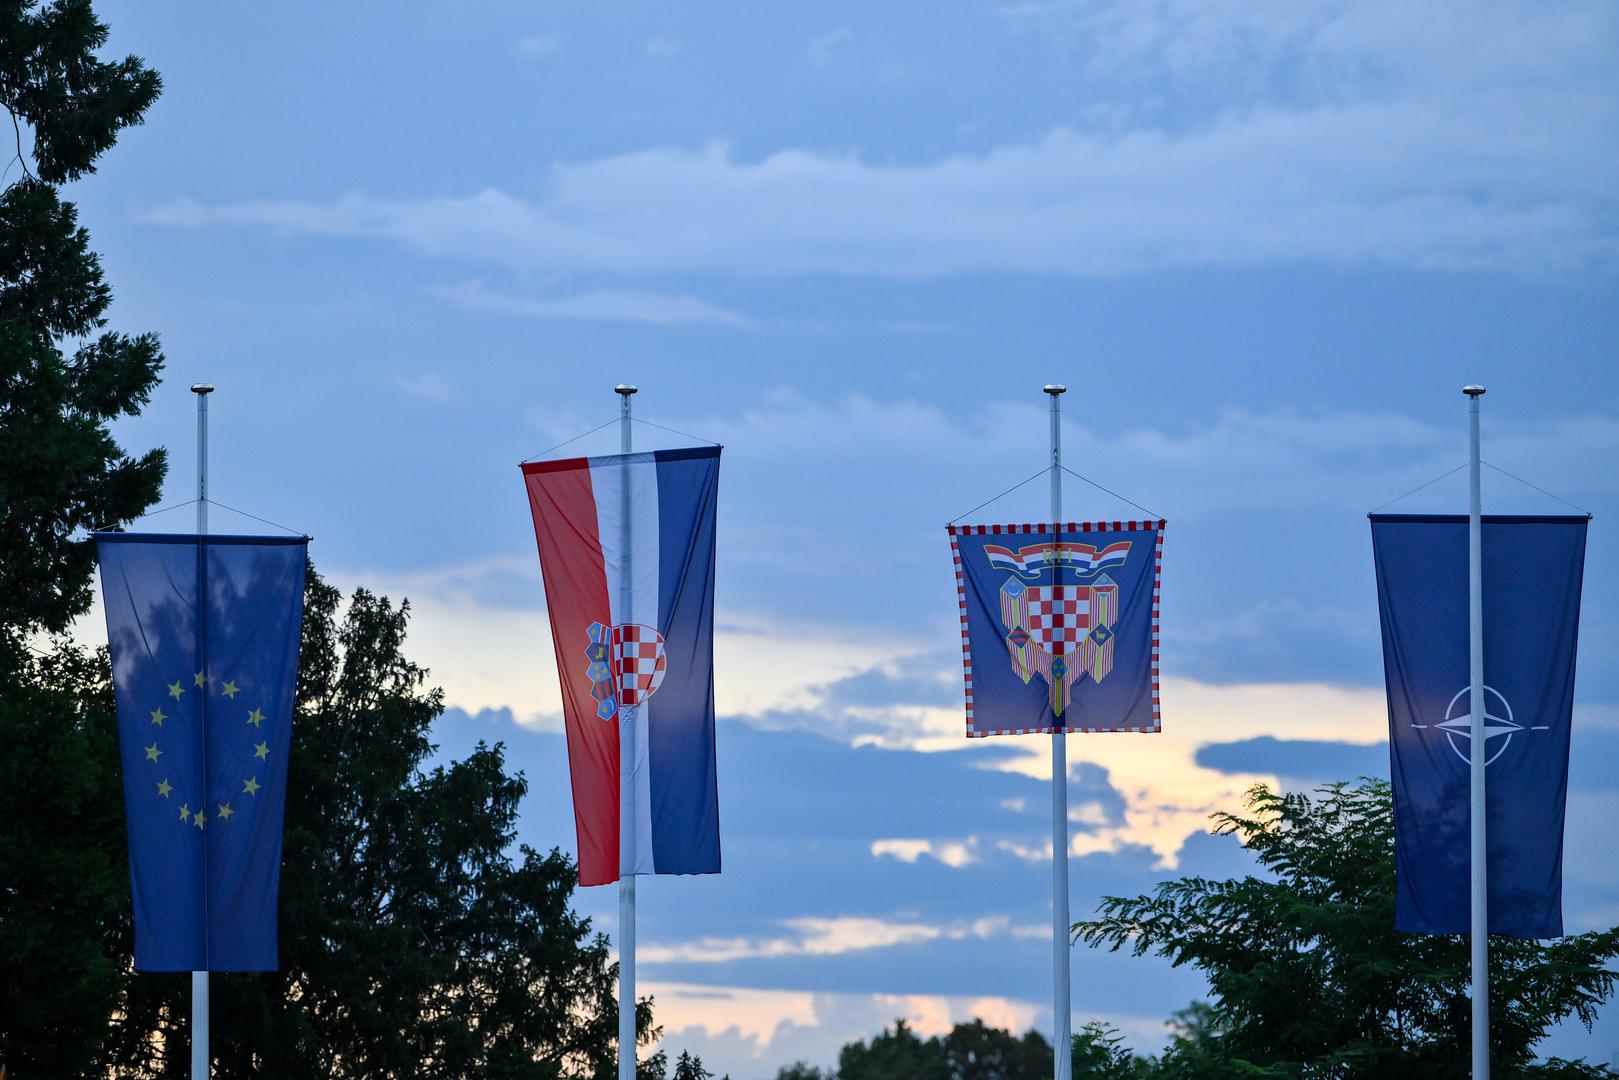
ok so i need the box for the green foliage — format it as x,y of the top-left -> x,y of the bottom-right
0,638 -> 127,1075
1071,1021 -> 1152,1079
815,1018 -> 1073,1080
0,3 -> 164,1073
0,0 -> 166,637
672,1049 -> 717,1080
99,566 -> 653,1077
946,1017 -> 1055,1079
774,1063 -> 835,1080
1,0 -> 162,185
837,1019 -> 952,1080
1075,780 -> 1619,1078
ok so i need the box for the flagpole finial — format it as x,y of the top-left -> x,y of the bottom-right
1463,385 -> 1486,397
191,383 -> 214,395
615,384 -> 639,397
1043,384 -> 1067,396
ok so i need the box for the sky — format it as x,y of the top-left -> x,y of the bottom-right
62,0 -> 1619,1075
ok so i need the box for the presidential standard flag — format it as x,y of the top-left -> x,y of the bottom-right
948,521 -> 1164,736
522,447 -> 721,886
95,533 -> 307,971
1371,514 -> 1588,937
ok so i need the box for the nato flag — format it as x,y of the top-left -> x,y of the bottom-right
1370,514 -> 1588,938
95,533 -> 306,971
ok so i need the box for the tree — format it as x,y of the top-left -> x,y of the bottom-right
672,1049 -> 716,1080
1076,780 -> 1619,1078
774,1064 -> 834,1080
837,1019 -> 951,1080
0,637 -> 128,1075
99,566 -> 660,1077
0,0 -> 166,637
944,1018 -> 1053,1080
0,2 -> 165,1073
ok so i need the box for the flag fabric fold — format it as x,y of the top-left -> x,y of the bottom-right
1371,513 -> 1588,937
949,521 -> 1164,736
95,532 -> 307,971
523,446 -> 721,886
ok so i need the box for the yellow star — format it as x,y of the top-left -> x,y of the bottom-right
193,670 -> 208,688
217,802 -> 234,821
179,802 -> 191,821
221,680 -> 241,699
168,681 -> 184,700
150,707 -> 166,727
242,777 -> 261,796
144,742 -> 162,762
253,741 -> 270,760
157,778 -> 172,798
246,707 -> 265,728
193,809 -> 206,828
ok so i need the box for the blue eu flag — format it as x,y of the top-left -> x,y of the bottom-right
1370,514 -> 1588,938
95,533 -> 307,971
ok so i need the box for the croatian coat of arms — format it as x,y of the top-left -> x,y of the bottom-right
987,540 -> 1130,716
584,620 -> 667,721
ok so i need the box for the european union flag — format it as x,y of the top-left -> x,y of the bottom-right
1370,514 -> 1588,938
95,533 -> 307,971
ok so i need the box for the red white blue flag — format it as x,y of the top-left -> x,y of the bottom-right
523,447 -> 721,886
949,521 -> 1164,736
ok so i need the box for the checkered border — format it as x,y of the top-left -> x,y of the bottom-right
946,520 -> 1165,737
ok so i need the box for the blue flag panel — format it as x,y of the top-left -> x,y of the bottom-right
949,521 -> 1163,736
1370,514 -> 1588,938
96,533 -> 307,971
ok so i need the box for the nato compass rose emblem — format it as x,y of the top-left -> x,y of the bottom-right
584,621 -> 667,722
1413,684 -> 1548,767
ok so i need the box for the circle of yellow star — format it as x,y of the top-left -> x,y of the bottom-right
168,681 -> 185,700
221,680 -> 241,699
246,707 -> 265,728
157,778 -> 172,798
150,707 -> 166,727
144,742 -> 162,762
242,777 -> 262,796
217,802 -> 234,821
253,741 -> 270,761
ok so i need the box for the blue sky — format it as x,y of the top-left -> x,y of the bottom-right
69,0 -> 1619,1074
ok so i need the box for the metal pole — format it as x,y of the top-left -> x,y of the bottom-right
1044,383 -> 1071,1080
190,382 -> 213,1080
615,383 -> 638,1080
1465,383 -> 1489,1079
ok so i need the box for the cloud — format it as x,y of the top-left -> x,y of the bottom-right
644,983 -> 1060,1078
437,280 -> 749,326
138,2 -> 1617,280
641,915 -> 1043,965
806,27 -> 854,67
1195,735 -> 1387,783
391,370 -> 454,401
138,109 -> 1619,277
514,33 -> 562,59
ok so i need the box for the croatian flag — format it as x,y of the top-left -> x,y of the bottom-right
522,446 -> 721,886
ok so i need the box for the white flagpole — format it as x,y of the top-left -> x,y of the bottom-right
190,382 -> 213,1080
1465,383 -> 1489,1079
1045,383 -> 1072,1080
615,383 -> 639,1080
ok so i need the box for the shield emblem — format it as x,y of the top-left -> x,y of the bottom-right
584,620 -> 668,721
999,574 -> 1120,715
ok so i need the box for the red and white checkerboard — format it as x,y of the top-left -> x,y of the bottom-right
610,623 -> 667,706
1025,585 -> 1093,648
